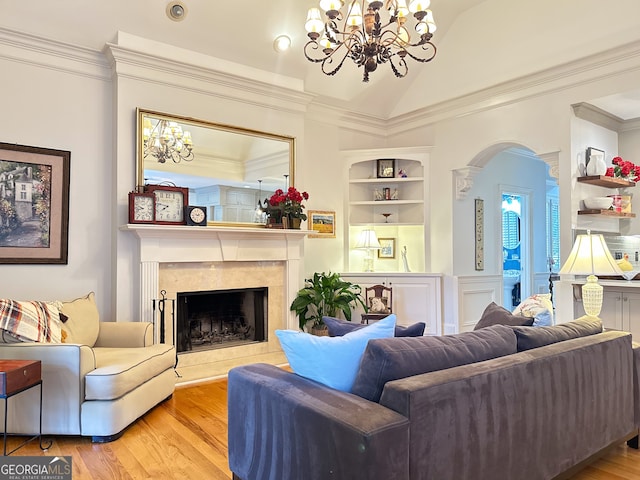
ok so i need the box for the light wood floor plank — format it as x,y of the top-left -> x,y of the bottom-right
4,377 -> 639,479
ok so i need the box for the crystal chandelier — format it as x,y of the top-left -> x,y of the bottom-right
142,118 -> 194,163
304,0 -> 437,82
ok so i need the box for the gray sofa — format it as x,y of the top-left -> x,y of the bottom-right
228,317 -> 640,480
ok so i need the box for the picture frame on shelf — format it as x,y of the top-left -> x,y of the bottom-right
377,159 -> 395,178
378,237 -> 396,259
0,142 -> 70,264
308,210 -> 336,238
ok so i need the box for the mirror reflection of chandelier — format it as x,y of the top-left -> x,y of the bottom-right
304,0 -> 437,82
143,118 -> 194,163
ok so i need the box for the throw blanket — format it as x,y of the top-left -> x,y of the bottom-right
0,299 -> 62,343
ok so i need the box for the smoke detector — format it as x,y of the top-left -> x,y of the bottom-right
166,2 -> 187,22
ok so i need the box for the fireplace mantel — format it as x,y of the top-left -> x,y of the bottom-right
121,224 -> 309,337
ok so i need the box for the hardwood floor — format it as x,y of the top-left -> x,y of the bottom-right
7,377 -> 640,479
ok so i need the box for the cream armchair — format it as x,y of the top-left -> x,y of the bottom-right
0,293 -> 176,442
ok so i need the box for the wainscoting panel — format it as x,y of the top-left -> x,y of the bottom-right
446,275 -> 502,334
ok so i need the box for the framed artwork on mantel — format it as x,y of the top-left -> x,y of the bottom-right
0,142 -> 70,264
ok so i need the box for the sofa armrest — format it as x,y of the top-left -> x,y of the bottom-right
94,321 -> 153,347
632,341 -> 640,429
228,363 -> 409,480
0,342 -> 96,434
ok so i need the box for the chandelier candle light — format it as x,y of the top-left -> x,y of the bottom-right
143,117 -> 194,163
559,231 -> 624,317
304,0 -> 437,82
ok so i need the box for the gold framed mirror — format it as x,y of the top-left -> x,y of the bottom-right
136,108 -> 295,227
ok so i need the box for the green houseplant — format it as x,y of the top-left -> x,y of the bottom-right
290,272 -> 367,333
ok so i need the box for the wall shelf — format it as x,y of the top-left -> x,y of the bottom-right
577,176 -> 635,188
577,209 -> 636,218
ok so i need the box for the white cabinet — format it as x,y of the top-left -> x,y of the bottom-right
574,286 -> 640,338
340,273 -> 442,335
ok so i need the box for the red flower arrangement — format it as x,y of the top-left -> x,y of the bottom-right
268,187 -> 310,220
606,156 -> 640,182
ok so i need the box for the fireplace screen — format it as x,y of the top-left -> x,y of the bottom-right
176,287 -> 267,353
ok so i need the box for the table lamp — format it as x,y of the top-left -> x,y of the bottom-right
559,231 -> 623,317
355,229 -> 381,272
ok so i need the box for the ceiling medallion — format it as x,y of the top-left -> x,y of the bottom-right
304,0 -> 437,82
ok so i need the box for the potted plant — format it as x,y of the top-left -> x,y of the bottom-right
266,186 -> 309,229
290,272 -> 367,334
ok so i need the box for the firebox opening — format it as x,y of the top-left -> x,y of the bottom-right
176,287 -> 267,354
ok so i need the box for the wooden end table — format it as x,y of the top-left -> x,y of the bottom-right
0,359 -> 52,455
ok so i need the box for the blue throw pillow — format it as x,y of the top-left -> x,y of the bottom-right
323,316 -> 425,337
275,314 -> 396,392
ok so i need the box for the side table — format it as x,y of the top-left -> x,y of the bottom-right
0,359 -> 52,455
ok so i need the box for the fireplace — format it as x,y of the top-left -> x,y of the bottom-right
176,287 -> 267,353
124,224 -> 308,382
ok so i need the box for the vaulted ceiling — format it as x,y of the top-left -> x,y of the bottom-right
3,0 -> 640,121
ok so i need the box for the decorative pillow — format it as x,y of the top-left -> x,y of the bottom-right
473,302 -> 534,330
369,296 -> 389,313
275,314 -> 396,392
351,324 -> 518,402
513,294 -> 554,327
0,299 -> 63,343
323,316 -> 425,337
59,292 -> 100,347
510,316 -> 603,351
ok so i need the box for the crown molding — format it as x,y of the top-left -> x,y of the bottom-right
0,27 -> 110,81
383,39 -> 640,135
105,43 -> 314,115
571,102 -> 624,131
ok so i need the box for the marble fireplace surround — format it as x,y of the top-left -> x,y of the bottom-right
123,225 -> 307,383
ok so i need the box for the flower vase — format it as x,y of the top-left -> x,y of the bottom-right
289,217 -> 302,230
586,155 -> 607,176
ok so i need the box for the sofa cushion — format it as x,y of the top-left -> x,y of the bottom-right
513,293 -> 554,327
59,292 -> 100,347
473,302 -> 534,330
351,324 -> 518,402
0,299 -> 63,343
510,316 -> 603,351
323,316 -> 425,337
275,314 -> 396,392
85,343 -> 176,400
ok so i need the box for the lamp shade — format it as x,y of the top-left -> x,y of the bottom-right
559,233 -> 623,276
559,233 -> 623,317
355,229 -> 381,249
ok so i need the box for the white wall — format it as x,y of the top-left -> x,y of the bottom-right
0,37 -> 114,319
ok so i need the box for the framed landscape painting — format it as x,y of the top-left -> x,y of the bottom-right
308,210 -> 336,238
0,143 -> 70,264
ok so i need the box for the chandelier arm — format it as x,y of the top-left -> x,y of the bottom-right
400,42 -> 437,63
388,55 -> 409,79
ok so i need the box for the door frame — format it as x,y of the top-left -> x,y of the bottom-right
499,185 -> 532,308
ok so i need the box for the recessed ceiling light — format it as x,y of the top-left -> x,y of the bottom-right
273,35 -> 292,53
166,1 -> 187,22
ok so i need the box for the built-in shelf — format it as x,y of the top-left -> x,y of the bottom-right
577,175 -> 635,188
349,177 -> 424,184
577,209 -> 636,218
349,200 -> 423,206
